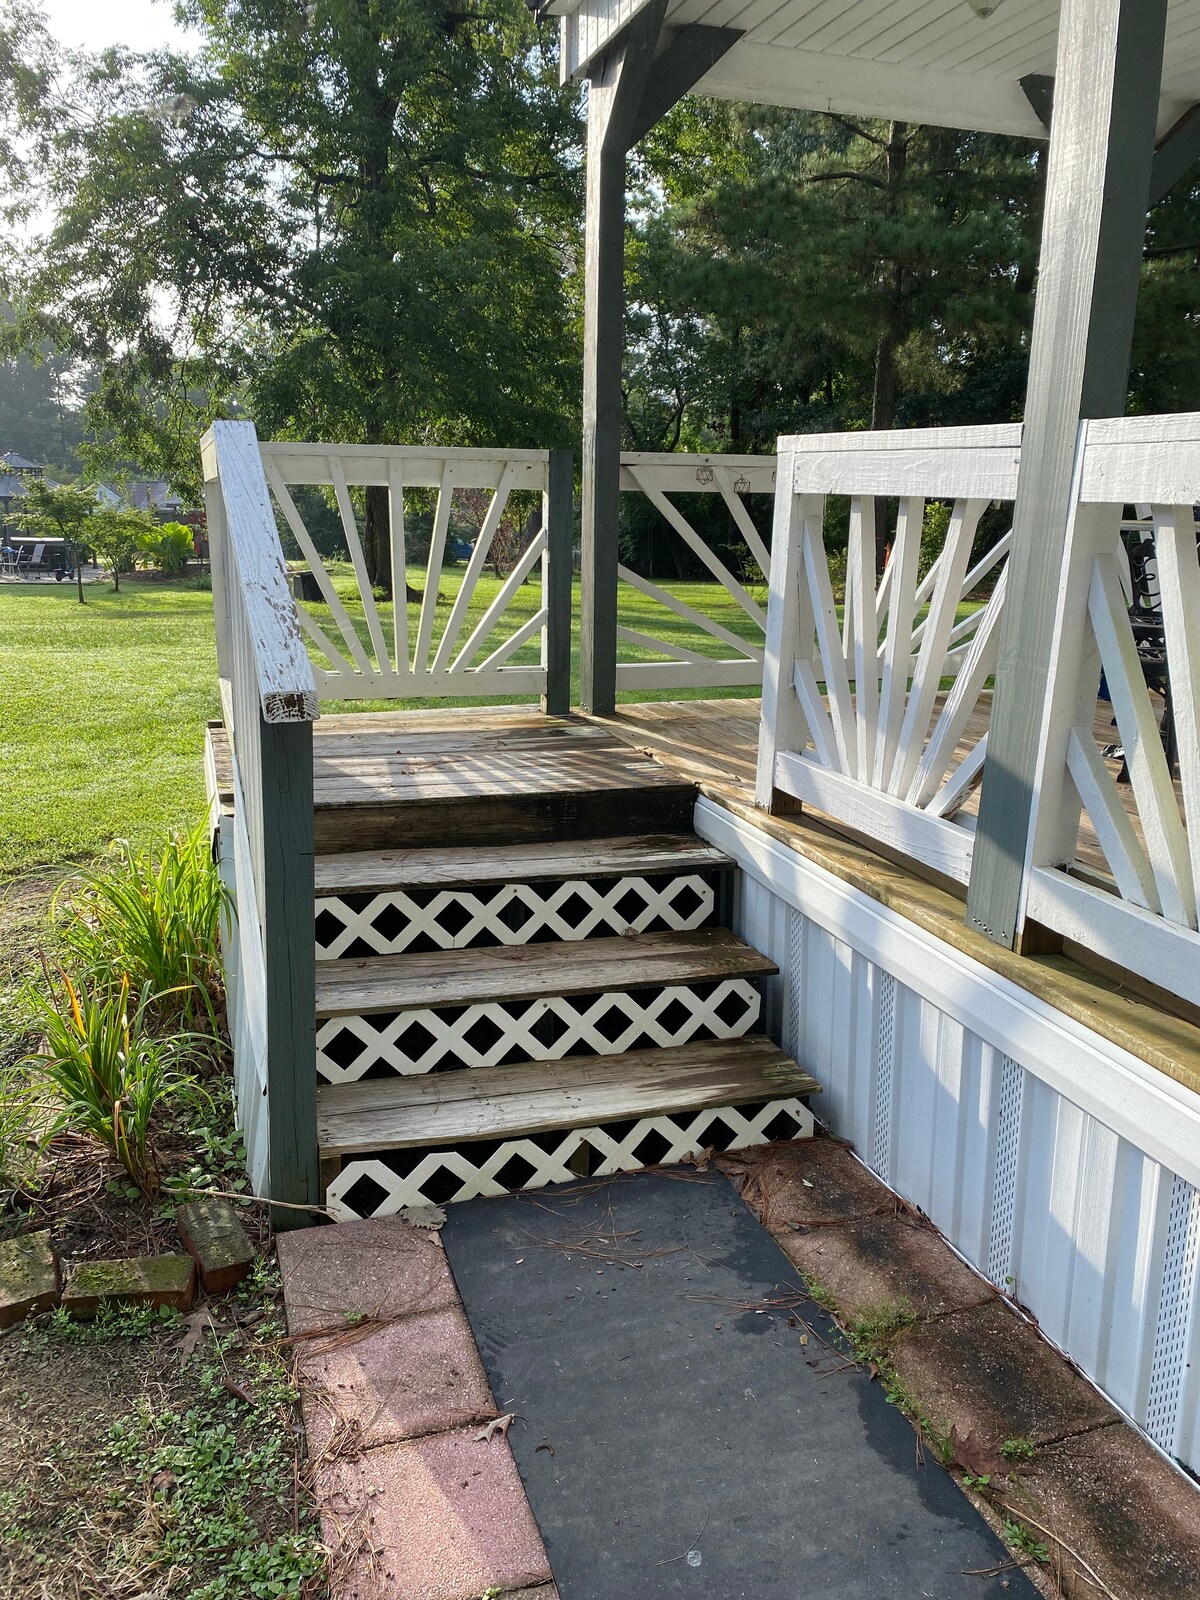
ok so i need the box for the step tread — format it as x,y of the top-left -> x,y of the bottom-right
317,1037 -> 820,1155
313,833 -> 731,896
314,927 -> 777,1018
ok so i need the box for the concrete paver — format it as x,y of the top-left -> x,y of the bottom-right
890,1300 -> 1119,1447
780,1212 -> 997,1323
312,1426 -> 552,1600
278,1217 -> 458,1335
297,1305 -> 497,1458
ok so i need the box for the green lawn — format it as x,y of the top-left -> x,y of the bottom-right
0,581 -> 221,878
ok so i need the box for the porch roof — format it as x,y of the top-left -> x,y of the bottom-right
556,0 -> 1200,139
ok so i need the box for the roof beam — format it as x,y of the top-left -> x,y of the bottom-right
1150,104 -> 1200,205
1020,73 -> 1054,134
629,26 -> 742,146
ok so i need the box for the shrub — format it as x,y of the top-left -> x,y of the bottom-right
54,824 -> 231,1033
137,521 -> 193,576
24,971 -> 190,1194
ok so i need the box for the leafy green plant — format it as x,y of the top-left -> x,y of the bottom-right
55,823 -> 231,1031
40,1301 -> 182,1344
1003,1519 -> 1049,1562
1002,1436 -> 1037,1462
24,969 -> 191,1193
136,520 -> 193,575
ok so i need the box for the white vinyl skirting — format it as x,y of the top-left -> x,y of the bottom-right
696,796 -> 1200,1475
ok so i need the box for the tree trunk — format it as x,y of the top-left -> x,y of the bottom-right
364,482 -> 422,602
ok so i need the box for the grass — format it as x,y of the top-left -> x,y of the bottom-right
0,579 -> 220,878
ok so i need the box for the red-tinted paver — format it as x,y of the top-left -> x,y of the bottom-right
278,1217 -> 459,1335
781,1214 -> 996,1322
313,1426 -> 552,1600
297,1304 -> 497,1459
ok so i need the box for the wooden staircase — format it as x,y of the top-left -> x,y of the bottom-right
303,717 -> 820,1219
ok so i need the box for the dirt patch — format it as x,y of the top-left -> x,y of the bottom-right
0,1263 -> 325,1600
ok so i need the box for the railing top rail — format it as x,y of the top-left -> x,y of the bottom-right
202,420 -> 319,725
1080,411 -> 1200,506
619,451 -> 777,495
259,441 -> 551,490
778,422 -> 1023,501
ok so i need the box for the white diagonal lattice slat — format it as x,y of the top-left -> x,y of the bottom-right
314,874 -> 715,958
325,1096 -> 814,1218
316,978 -> 762,1082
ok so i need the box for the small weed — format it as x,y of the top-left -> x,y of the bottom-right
1003,1518 -> 1050,1562
847,1302 -> 917,1363
1002,1435 -> 1037,1462
38,1301 -> 183,1345
961,1473 -> 992,1490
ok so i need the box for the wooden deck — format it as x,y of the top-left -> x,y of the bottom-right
208,692 -> 1162,894
601,693 -> 1170,891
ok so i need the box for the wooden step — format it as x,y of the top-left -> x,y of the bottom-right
312,725 -> 696,852
317,1037 -> 820,1157
313,833 -> 731,896
314,927 -> 776,1018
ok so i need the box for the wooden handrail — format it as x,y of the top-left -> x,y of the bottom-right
201,420 -> 318,725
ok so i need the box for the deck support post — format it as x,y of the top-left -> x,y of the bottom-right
259,716 -> 320,1223
579,9 -> 739,715
542,447 -> 574,716
965,0 -> 1167,949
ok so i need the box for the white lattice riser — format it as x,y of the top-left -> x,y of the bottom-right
317,978 -> 762,1083
325,1097 -> 815,1218
314,874 -> 717,959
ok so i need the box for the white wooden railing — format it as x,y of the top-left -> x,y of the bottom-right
1024,414 -> 1200,1007
757,413 -> 1200,1012
201,420 -> 320,1210
616,452 -> 775,691
259,442 -> 572,712
757,425 -> 1020,883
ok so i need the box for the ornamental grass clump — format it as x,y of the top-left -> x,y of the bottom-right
55,824 -> 231,1034
26,970 -> 192,1195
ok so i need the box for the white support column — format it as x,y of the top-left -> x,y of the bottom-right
965,0 -> 1167,948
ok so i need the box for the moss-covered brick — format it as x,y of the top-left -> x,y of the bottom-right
0,1230 -> 60,1329
176,1198 -> 256,1294
62,1254 -> 195,1316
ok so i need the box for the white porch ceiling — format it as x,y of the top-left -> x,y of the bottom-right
557,0 -> 1200,140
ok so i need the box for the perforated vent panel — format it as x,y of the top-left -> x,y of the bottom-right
1146,1175 -> 1200,1451
783,907 -> 804,1060
871,970 -> 897,1182
987,1055 -> 1024,1288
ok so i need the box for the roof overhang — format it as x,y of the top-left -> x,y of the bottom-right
556,0 -> 1200,141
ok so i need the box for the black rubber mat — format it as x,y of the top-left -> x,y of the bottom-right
441,1169 -> 1038,1600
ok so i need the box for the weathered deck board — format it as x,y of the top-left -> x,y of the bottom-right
314,833 -> 730,895
316,1036 -> 819,1155
314,926 -> 776,1017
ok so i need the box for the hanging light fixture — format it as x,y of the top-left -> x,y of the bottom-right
966,0 -> 1004,15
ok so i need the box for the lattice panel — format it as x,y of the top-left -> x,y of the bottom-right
315,874 -> 715,959
317,979 -> 762,1083
325,1097 -> 815,1218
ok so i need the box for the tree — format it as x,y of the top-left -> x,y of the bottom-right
88,507 -> 153,591
10,478 -> 96,544
0,0 -> 583,591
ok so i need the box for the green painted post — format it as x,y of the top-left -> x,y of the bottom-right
543,448 -> 574,717
259,716 -> 319,1224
